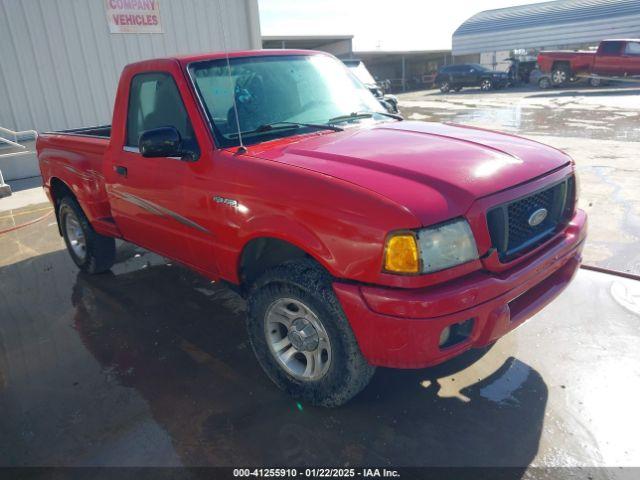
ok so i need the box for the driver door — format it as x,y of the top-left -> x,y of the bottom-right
108,72 -> 200,265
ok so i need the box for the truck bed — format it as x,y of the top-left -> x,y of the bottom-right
37,127 -> 115,236
53,125 -> 111,138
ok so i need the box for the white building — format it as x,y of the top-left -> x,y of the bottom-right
0,0 -> 261,133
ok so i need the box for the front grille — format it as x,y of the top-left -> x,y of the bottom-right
487,176 -> 575,262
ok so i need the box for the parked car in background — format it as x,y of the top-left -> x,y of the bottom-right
529,68 -> 552,89
530,68 -> 601,90
435,64 -> 509,93
538,39 -> 640,86
343,59 -> 400,113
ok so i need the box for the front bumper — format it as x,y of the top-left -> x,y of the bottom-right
333,209 -> 587,368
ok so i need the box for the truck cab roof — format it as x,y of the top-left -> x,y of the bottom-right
124,49 -> 328,70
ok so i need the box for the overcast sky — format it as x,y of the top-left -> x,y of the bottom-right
259,0 -> 544,51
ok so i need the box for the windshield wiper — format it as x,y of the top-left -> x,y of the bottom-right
258,121 -> 343,132
229,121 -> 343,138
328,111 -> 403,125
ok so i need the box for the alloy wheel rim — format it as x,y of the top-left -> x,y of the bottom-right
264,298 -> 332,381
481,80 -> 491,90
65,211 -> 87,261
553,70 -> 566,84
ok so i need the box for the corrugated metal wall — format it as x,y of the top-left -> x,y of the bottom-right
0,0 -> 261,132
453,0 -> 640,55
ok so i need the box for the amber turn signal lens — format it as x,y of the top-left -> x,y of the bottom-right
384,234 -> 419,273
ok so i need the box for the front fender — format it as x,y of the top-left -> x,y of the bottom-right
229,214 -> 337,282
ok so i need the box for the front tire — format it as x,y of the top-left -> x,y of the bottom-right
246,260 -> 375,407
538,77 -> 551,89
439,81 -> 451,93
59,196 -> 115,274
588,77 -> 601,87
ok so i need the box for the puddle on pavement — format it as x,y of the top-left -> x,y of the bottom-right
400,87 -> 640,142
403,104 -> 640,142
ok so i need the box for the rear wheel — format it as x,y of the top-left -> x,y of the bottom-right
551,66 -> 570,85
59,196 -> 115,274
246,259 -> 375,407
453,86 -> 462,92
480,78 -> 493,91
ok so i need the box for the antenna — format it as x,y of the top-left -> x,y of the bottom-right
216,0 -> 246,154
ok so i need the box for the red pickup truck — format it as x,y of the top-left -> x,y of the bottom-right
37,50 -> 587,406
538,39 -> 640,86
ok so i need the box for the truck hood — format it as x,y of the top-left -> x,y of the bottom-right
251,121 -> 572,226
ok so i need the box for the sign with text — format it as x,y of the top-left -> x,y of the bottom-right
105,0 -> 162,34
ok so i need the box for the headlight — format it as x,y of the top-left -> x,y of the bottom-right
384,219 -> 478,274
418,219 -> 478,272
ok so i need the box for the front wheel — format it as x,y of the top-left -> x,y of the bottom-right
480,78 -> 493,91
59,196 -> 115,274
439,81 -> 450,93
588,77 -> 602,87
246,260 -> 375,407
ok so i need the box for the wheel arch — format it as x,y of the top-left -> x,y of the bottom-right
237,233 -> 335,293
50,177 -> 76,235
551,60 -> 571,71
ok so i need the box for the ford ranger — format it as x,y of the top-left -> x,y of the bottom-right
538,39 -> 640,86
37,50 -> 587,406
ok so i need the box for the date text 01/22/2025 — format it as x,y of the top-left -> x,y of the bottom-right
232,468 -> 400,478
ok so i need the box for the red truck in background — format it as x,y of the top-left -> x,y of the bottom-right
538,39 -> 640,86
37,50 -> 587,406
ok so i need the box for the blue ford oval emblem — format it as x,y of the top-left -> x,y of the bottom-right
528,208 -> 548,227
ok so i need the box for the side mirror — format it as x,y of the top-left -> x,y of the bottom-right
139,127 -> 183,159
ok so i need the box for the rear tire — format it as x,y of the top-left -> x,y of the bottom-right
59,196 -> 115,274
551,66 -> 570,85
246,259 -> 375,407
453,86 -> 462,92
480,78 -> 493,91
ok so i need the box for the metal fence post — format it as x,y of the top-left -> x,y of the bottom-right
0,126 -> 38,198
0,168 -> 11,198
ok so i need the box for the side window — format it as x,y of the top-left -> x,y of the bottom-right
126,72 -> 196,150
625,42 -> 640,55
599,41 -> 623,55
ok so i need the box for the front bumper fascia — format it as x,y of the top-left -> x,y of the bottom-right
333,209 -> 587,368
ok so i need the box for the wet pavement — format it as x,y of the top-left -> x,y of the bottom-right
399,85 -> 640,276
1,204 -> 639,470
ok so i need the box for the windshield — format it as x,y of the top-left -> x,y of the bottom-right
188,54 -> 386,147
345,61 -> 377,85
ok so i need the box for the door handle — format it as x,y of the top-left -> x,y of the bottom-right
114,165 -> 128,177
